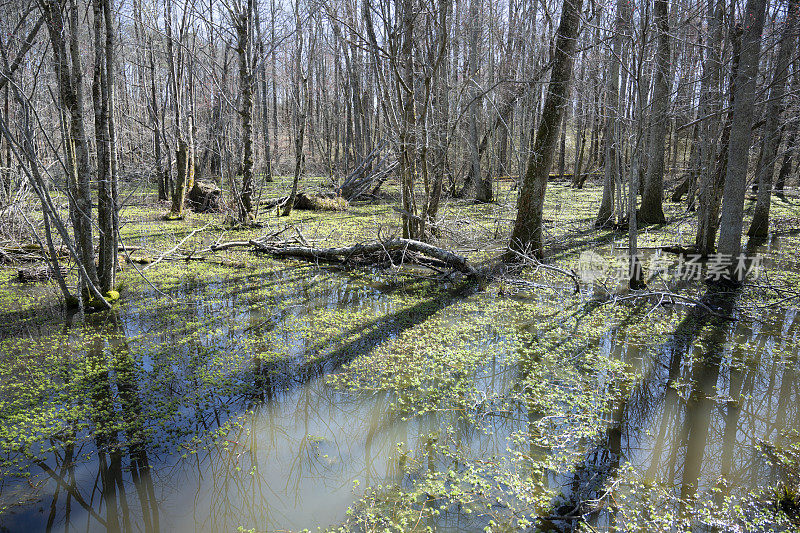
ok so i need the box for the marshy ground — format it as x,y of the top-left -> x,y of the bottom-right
1,178 -> 800,532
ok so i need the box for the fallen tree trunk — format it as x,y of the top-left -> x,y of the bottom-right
335,141 -> 396,200
259,192 -> 348,211
337,160 -> 398,201
247,238 -> 478,277
18,264 -> 67,282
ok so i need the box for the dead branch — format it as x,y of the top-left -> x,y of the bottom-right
604,291 -> 736,320
143,223 -> 211,271
505,247 -> 581,293
236,238 -> 478,276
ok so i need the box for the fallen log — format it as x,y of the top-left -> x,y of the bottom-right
259,192 -> 348,211
0,244 -> 68,263
247,238 -> 478,277
294,192 -> 348,211
259,196 -> 289,209
18,264 -> 67,283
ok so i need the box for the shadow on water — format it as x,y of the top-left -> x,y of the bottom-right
542,276 -> 800,531
2,249 -> 799,532
0,266 -> 480,532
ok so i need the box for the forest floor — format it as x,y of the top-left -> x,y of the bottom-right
1,177 -> 800,531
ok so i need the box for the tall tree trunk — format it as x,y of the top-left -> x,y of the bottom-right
775,63 -> 798,199
1,84 -> 9,202
467,0 -> 490,203
236,0 -> 255,221
148,42 -> 165,201
696,9 -> 738,256
103,0 -> 120,281
639,0 -> 670,225
38,0 -> 111,305
717,0 -> 768,278
747,0 -> 799,240
282,2 -> 306,217
397,0 -> 419,238
41,0 -> 101,292
92,0 -> 115,293
255,3 -> 273,183
282,76 -> 307,217
271,0 -> 278,157
166,0 -> 188,217
628,41 -> 646,290
572,52 -> 586,187
596,0 -> 630,227
507,0 -> 583,258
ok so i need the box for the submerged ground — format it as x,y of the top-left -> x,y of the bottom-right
1,178 -> 800,532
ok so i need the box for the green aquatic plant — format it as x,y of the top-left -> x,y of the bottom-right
1,183 -> 799,532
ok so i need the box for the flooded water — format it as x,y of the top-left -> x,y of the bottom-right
0,258 -> 798,532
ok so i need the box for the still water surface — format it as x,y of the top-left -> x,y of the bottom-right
0,262 -> 797,531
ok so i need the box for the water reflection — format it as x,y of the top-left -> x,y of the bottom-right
1,263 -> 798,532
0,269 -> 496,532
582,295 -> 800,530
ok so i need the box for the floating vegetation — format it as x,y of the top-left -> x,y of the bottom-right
1,183 -> 799,531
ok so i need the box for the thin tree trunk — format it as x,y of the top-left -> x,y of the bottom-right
255,3 -> 273,183
282,5 -> 306,217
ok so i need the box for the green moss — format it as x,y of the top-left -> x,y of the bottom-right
104,290 -> 120,301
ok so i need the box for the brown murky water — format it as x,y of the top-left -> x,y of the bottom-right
0,258 -> 797,532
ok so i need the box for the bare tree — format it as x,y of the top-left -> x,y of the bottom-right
717,0 -> 768,277
748,0 -> 799,241
639,0 -> 670,225
508,0 -> 583,258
